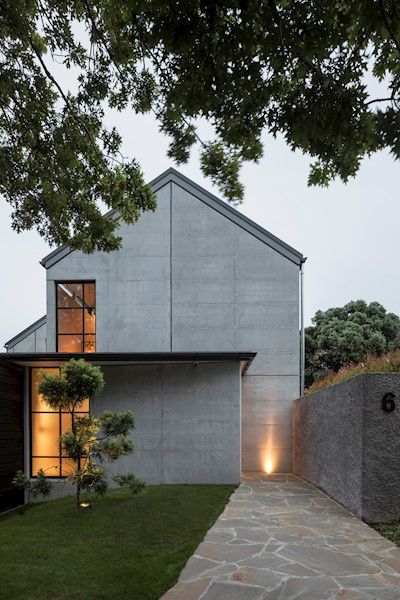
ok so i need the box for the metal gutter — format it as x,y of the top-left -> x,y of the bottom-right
300,263 -> 305,396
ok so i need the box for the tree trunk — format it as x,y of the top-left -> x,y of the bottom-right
76,455 -> 81,508
71,410 -> 81,509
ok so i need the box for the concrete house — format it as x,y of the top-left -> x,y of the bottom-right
0,168 -> 304,508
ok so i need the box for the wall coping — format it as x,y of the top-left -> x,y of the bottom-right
300,371 -> 400,401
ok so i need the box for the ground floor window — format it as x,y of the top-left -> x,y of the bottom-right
30,368 -> 89,478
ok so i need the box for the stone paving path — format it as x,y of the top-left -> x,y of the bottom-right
161,473 -> 400,600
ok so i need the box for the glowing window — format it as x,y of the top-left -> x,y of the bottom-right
56,282 -> 96,352
31,368 -> 90,478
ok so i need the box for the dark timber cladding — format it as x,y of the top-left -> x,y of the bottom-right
0,363 -> 24,511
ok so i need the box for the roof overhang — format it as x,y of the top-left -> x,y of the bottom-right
0,351 -> 256,374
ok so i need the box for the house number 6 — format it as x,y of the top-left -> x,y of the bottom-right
382,392 -> 396,413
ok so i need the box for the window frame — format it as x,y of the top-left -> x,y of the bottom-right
29,367 -> 90,479
55,280 -> 96,353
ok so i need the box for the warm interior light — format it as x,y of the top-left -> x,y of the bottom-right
264,459 -> 273,474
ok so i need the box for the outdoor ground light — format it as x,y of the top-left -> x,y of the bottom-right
264,459 -> 273,474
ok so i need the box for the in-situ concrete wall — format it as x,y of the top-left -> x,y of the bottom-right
7,321 -> 47,352
44,177 -> 301,473
93,362 -> 241,484
26,361 -> 242,501
293,373 -> 400,522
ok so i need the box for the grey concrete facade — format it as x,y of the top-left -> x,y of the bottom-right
293,373 -> 400,522
22,360 -> 242,493
7,169 -> 303,479
93,362 -> 242,484
6,318 -> 46,352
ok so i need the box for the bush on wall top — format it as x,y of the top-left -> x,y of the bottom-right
305,348 -> 400,396
305,300 -> 400,388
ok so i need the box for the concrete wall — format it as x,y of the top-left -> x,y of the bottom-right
293,373 -> 400,522
7,322 -> 47,352
46,184 -> 171,352
93,362 -> 241,484
26,361 -> 242,499
45,181 -> 301,472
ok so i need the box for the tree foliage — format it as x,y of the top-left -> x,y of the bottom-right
12,468 -> 53,503
37,359 -> 144,508
1,1 -> 400,251
305,300 -> 400,387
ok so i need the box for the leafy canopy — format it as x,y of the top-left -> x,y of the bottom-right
1,1 -> 400,251
39,357 -> 105,411
305,300 -> 400,387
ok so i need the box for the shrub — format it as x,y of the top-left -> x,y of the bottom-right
305,301 -> 400,387
12,469 -> 53,503
305,348 -> 400,395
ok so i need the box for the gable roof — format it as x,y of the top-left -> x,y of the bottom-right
40,167 -> 305,269
4,315 -> 46,349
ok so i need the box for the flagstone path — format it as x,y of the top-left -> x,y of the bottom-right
161,473 -> 400,600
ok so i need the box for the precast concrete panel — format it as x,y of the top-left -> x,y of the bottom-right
92,362 -> 241,484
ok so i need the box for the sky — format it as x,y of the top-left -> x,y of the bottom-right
1,105 -> 399,347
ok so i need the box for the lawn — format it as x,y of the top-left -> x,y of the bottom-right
0,485 -> 235,600
373,520 -> 400,548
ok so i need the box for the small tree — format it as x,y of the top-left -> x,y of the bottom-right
38,359 -> 144,508
12,469 -> 53,504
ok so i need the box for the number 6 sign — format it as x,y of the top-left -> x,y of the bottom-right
382,392 -> 396,413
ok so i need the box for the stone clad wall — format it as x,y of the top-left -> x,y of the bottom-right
293,373 -> 400,522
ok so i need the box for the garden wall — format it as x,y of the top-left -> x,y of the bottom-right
293,373 -> 400,523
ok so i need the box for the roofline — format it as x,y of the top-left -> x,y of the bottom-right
165,169 -> 304,265
4,316 -> 46,349
0,351 -> 256,370
40,167 -> 304,269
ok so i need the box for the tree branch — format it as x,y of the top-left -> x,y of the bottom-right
29,36 -> 124,166
366,96 -> 395,105
379,0 -> 400,56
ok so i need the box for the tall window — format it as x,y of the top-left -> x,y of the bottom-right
56,282 -> 96,352
31,368 -> 89,477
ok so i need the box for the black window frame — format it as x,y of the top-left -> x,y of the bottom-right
55,280 -> 96,353
30,367 -> 90,479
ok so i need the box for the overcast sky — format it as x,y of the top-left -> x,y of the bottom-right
1,106 -> 399,347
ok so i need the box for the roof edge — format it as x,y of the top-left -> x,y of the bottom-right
5,315 -> 46,349
0,351 -> 256,366
40,167 -> 304,269
167,169 -> 304,265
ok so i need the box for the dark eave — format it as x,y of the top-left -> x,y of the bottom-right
40,168 -> 305,269
0,351 -> 256,373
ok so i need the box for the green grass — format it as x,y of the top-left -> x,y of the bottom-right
373,520 -> 400,547
0,485 -> 235,600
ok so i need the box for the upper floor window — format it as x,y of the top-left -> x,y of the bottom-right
56,282 -> 96,352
